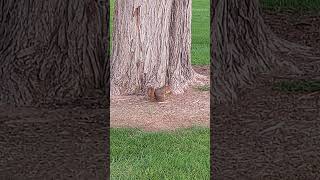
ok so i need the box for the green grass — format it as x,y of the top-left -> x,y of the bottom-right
260,0 -> 320,11
272,80 -> 320,93
194,85 -> 210,92
111,127 -> 210,180
110,0 -> 210,65
191,0 -> 210,65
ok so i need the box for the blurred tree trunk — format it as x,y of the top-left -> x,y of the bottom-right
0,0 -> 109,106
110,0 -> 205,96
211,0 -> 311,105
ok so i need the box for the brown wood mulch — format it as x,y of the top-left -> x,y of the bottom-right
110,66 -> 210,131
212,9 -> 320,179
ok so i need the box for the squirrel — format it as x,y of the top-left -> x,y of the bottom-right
147,85 -> 172,102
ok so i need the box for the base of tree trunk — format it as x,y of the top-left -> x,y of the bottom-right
170,70 -> 209,94
0,0 -> 109,106
211,0 -> 319,105
110,0 -> 197,97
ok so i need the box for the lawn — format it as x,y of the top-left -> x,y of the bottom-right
110,0 -> 210,65
260,0 -> 320,11
110,127 -> 210,180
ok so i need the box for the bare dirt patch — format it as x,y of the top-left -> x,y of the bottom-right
111,65 -> 210,131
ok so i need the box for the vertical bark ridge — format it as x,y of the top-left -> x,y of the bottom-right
168,0 -> 193,94
111,0 -> 174,95
0,0 -> 107,106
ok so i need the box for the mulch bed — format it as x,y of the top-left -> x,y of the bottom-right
212,9 -> 320,179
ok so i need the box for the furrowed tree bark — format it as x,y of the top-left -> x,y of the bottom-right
211,0 -> 314,105
0,0 -> 109,106
111,0 -> 205,96
99,0 -> 111,97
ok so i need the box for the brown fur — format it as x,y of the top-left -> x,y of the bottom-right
147,85 -> 172,102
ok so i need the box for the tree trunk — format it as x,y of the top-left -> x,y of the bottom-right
98,0 -> 110,96
110,0 -> 204,96
211,0 -> 312,105
0,0 -> 109,106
